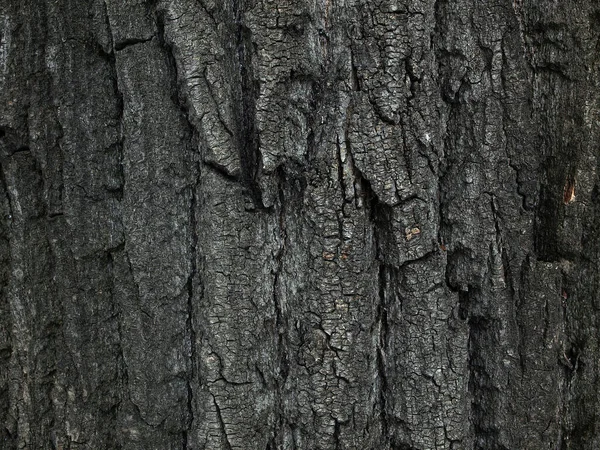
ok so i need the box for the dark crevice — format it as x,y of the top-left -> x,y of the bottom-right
353,161 -> 396,263
498,43 -> 538,214
399,114 -> 414,185
458,290 -> 469,321
121,244 -> 160,431
184,165 -> 200,446
365,162 -> 396,443
350,145 -> 397,445
391,443 -> 419,450
105,247 -> 130,444
376,263 -> 389,443
562,343 -> 582,377
467,310 -> 505,450
335,135 -> 352,217
272,270 -> 286,417
202,161 -> 240,183
333,418 -> 344,450
155,9 -> 201,172
271,166 -> 293,447
196,0 -> 218,25
104,246 -> 125,446
305,120 -> 316,168
404,57 -> 421,99
102,5 -> 125,203
106,141 -> 124,201
11,146 -> 30,155
515,257 -> 529,374
534,162 -> 578,262
232,0 -> 265,209
0,165 -> 14,221
114,35 -> 155,52
532,63 -> 573,81
349,48 -> 361,91
212,395 -> 233,450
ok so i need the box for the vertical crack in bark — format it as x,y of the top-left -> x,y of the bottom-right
335,135 -> 349,217
0,165 -> 13,221
467,311 -> 487,449
101,0 -> 125,202
232,0 -> 264,209
101,7 -> 128,440
184,162 -> 200,448
351,145 -> 393,444
121,249 -> 154,429
154,9 -> 201,443
497,70 -> 533,213
111,67 -> 125,202
155,10 -> 195,137
212,394 -> 233,450
349,48 -> 361,92
468,313 -> 505,449
105,244 -> 125,444
358,166 -> 393,442
271,263 -> 284,445
272,168 -> 290,445
376,262 -> 389,444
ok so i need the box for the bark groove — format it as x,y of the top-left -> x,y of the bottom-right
1,0 -> 600,449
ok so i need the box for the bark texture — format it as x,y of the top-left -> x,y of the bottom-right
1,0 -> 600,449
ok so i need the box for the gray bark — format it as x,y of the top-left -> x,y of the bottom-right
1,0 -> 600,449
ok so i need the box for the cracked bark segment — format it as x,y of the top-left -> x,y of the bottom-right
2,152 -> 55,450
351,3 -> 412,125
161,0 -> 241,177
2,0 -> 600,448
111,248 -> 190,448
347,0 -> 442,207
49,253 -> 122,449
435,3 -> 542,449
505,259 -> 566,448
0,3 -> 126,448
245,0 -> 324,173
115,40 -> 192,301
104,0 -> 156,49
46,40 -> 124,258
526,4 -> 600,448
111,37 -> 194,445
279,133 -> 383,449
385,254 -> 469,449
347,93 -> 412,206
437,0 -> 534,292
196,171 -> 277,449
376,197 -> 438,268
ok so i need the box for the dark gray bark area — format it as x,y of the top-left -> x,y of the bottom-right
1,0 -> 600,449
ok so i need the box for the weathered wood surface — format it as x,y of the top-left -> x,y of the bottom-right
1,0 -> 600,448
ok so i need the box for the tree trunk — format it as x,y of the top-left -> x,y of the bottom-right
1,0 -> 599,448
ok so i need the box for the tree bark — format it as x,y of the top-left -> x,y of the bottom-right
1,0 -> 600,449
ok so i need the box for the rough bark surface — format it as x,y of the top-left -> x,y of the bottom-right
1,0 -> 600,449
